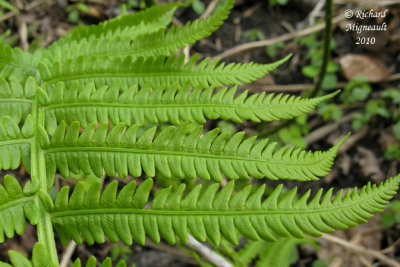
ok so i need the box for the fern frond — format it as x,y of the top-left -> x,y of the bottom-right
38,54 -> 291,91
0,42 -> 36,82
0,175 -> 39,243
41,122 -> 347,181
0,76 -> 36,124
0,116 -> 33,171
46,0 -> 233,61
51,3 -> 181,47
49,175 -> 400,246
40,81 -> 339,131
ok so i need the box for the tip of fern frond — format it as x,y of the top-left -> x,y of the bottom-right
315,90 -> 341,102
391,173 -> 400,185
280,53 -> 293,63
331,133 -> 350,152
327,89 -> 341,98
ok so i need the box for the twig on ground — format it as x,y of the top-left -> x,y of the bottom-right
381,238 -> 400,254
200,0 -> 219,19
251,82 -> 344,92
385,73 -> 400,82
249,72 -> 400,92
355,254 -> 374,267
308,0 -> 326,25
60,241 -> 77,267
0,11 -> 18,22
212,14 -> 345,60
186,235 -> 233,267
183,46 -> 190,63
320,234 -> 400,267
0,0 -> 44,22
17,16 -> 28,51
145,238 -> 198,264
304,112 -> 357,144
337,124 -> 369,152
183,0 -> 218,64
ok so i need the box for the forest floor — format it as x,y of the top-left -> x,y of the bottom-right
0,0 -> 400,266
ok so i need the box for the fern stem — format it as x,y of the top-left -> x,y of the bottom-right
309,0 -> 333,98
31,96 -> 59,266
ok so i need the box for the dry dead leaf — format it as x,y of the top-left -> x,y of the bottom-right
339,54 -> 393,82
378,129 -> 398,150
356,146 -> 384,183
339,152 -> 352,175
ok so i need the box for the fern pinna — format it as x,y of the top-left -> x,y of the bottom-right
0,1 -> 398,266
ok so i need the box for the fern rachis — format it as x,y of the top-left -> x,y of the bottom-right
0,1 -> 398,266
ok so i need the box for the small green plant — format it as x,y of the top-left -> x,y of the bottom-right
0,1 -> 399,266
244,29 -> 265,42
340,75 -> 371,104
190,0 -> 206,14
66,3 -> 90,24
269,0 -> 288,7
381,200 -> 400,228
300,33 -> 339,91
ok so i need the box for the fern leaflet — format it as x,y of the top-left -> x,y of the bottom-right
0,42 -> 36,82
46,0 -> 233,61
0,175 -> 39,242
38,54 -> 291,91
40,122 -> 347,182
0,116 -> 33,171
39,81 -> 339,131
49,175 -> 400,246
0,77 -> 36,124
51,3 -> 182,47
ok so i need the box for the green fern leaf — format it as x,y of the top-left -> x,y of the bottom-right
41,122 -> 347,181
40,81 -> 339,130
0,175 -> 39,243
50,175 -> 400,246
0,116 -> 33,171
0,77 -> 36,124
0,42 -> 36,82
46,0 -> 233,61
51,3 -> 182,47
39,54 -> 291,91
6,250 -> 32,267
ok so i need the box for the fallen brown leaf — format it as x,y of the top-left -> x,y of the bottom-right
339,54 -> 393,82
356,146 -> 384,183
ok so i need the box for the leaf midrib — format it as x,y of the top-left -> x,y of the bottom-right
49,192 -> 379,218
42,69 -> 256,87
0,139 -> 32,146
0,59 -> 36,72
0,196 -> 35,212
43,145 -> 330,167
0,99 -> 32,104
42,101 -> 305,111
